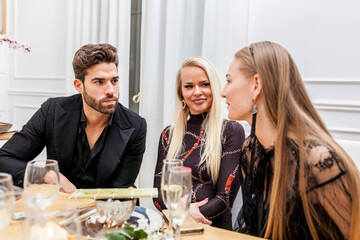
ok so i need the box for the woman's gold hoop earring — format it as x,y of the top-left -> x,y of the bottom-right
182,100 -> 186,109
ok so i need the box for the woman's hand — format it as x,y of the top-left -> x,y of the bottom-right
189,198 -> 212,225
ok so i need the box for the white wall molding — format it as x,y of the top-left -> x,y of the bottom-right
313,101 -> 360,107
13,104 -> 40,110
13,76 -> 66,81
314,103 -> 360,113
0,73 -> 6,112
13,104 -> 41,130
8,90 -> 65,97
329,127 -> 360,135
303,78 -> 360,84
12,0 -> 67,81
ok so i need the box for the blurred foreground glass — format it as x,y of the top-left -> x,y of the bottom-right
23,159 -> 60,210
167,166 -> 192,240
161,159 -> 183,239
23,203 -> 81,240
0,173 -> 14,193
0,173 -> 15,230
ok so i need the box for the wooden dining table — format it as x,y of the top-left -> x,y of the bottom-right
4,192 -> 264,240
0,131 -> 16,141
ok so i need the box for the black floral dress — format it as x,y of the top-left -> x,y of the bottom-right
234,136 -> 349,239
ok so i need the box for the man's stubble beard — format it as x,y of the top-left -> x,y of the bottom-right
82,86 -> 118,114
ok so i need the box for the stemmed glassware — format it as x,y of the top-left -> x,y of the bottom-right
0,173 -> 15,231
23,159 -> 60,211
160,159 -> 183,238
23,159 -> 79,239
167,166 -> 192,240
24,203 -> 81,240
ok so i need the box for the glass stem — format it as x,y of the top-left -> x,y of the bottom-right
168,217 -> 173,236
174,223 -> 181,240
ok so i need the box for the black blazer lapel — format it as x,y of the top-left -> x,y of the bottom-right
96,127 -> 134,186
54,96 -> 81,175
96,104 -> 135,186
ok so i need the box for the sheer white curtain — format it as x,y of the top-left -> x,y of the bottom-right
65,0 -> 131,107
138,0 -> 249,210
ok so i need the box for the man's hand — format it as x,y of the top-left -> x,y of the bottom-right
189,198 -> 212,225
43,171 -> 77,194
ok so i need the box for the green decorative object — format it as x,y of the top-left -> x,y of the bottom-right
104,226 -> 148,240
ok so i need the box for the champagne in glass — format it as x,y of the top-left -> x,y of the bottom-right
23,159 -> 60,210
160,159 -> 182,238
167,166 -> 192,240
0,173 -> 15,230
166,184 -> 183,204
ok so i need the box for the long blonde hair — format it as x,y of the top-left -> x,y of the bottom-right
166,56 -> 224,183
235,41 -> 360,240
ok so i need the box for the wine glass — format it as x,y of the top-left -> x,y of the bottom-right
23,159 -> 60,211
0,173 -> 14,193
160,159 -> 183,238
23,203 -> 81,240
167,166 -> 192,240
0,173 -> 15,231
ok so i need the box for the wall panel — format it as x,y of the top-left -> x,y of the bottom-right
304,79 -> 360,140
0,73 -> 6,112
4,0 -> 68,131
8,78 -> 66,94
14,0 -> 67,78
7,95 -> 52,130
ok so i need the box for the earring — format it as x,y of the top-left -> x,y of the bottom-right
182,100 -> 186,109
250,99 -> 257,137
251,99 -> 258,115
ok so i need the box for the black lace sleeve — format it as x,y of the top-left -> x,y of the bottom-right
306,144 -> 351,238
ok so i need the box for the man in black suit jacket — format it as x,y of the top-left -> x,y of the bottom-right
0,43 -> 146,193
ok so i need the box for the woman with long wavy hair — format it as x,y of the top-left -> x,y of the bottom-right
221,41 -> 360,239
153,56 -> 245,230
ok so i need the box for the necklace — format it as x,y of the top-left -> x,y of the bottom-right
162,128 -> 204,161
181,128 -> 204,161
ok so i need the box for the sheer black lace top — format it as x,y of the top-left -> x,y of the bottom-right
234,135 -> 350,239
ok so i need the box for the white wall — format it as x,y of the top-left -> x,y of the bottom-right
2,0 -> 68,132
246,0 -> 360,141
1,0 -> 69,159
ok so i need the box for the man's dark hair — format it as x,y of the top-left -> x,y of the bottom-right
72,43 -> 119,82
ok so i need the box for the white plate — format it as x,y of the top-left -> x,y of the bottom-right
78,206 -> 163,240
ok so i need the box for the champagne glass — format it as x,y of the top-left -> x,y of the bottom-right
167,166 -> 192,240
161,159 -> 183,238
0,173 -> 15,230
23,159 -> 60,211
